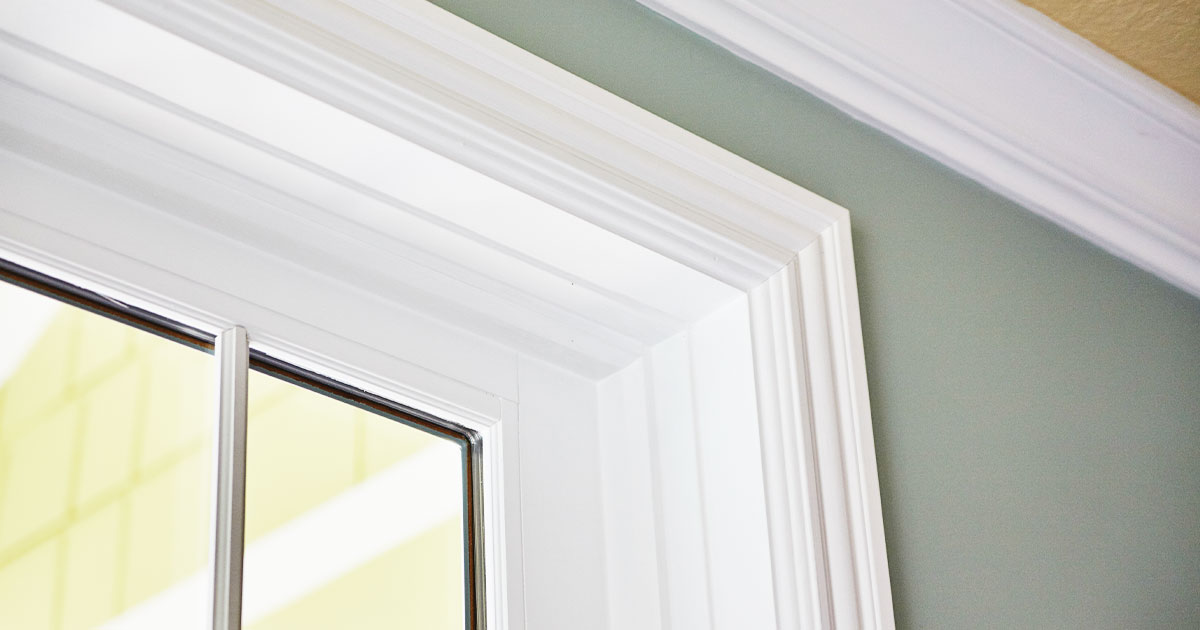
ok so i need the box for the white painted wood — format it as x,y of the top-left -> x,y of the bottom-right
0,0 -> 738,376
749,220 -> 894,629
595,235 -> 895,630
0,0 -> 895,628
0,154 -> 522,403
495,399 -> 526,630
689,297 -> 778,629
597,360 -> 664,630
516,358 -> 608,630
640,0 -> 1200,297
96,0 -> 846,283
750,265 -> 829,630
818,219 -> 894,630
643,335 -> 713,630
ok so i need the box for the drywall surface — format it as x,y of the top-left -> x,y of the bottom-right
428,1 -> 1200,627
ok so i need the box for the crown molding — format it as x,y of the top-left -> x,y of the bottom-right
640,0 -> 1200,297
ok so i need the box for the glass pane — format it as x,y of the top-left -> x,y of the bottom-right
242,367 -> 467,629
0,279 -> 213,629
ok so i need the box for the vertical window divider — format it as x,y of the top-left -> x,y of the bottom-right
210,325 -> 249,630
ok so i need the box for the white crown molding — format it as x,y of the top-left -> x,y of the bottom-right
1,0 -> 894,627
639,0 -> 1200,297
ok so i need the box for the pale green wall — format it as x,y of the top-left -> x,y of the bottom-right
428,1 -> 1200,627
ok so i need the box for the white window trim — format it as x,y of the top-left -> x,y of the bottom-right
0,0 -> 894,628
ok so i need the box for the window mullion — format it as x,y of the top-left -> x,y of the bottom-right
210,326 -> 249,630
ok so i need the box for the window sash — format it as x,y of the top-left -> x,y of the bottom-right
0,261 -> 483,630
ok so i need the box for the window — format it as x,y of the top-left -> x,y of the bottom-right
0,264 -> 213,629
0,261 -> 480,629
239,359 -> 475,630
0,0 -> 893,626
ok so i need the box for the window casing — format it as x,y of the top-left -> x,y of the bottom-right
0,0 -> 893,627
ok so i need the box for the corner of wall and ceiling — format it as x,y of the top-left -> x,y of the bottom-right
1016,0 -> 1200,105
637,0 -> 1200,299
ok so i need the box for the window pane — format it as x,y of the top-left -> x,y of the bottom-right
0,279 -> 213,629
242,367 -> 467,630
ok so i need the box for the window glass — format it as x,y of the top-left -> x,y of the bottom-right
0,279 -> 213,629
0,273 -> 474,629
241,367 -> 467,630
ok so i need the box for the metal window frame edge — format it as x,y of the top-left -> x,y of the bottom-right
211,326 -> 249,630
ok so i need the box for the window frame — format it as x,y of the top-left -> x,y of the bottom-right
0,259 -> 487,629
0,0 -> 895,627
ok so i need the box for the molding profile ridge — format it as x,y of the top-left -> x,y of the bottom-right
749,222 -> 893,629
749,261 -> 832,629
639,0 -> 1200,297
955,0 -> 1200,144
103,0 -> 848,290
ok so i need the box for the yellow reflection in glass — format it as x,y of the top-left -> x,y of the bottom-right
242,369 -> 466,630
0,280 -> 212,629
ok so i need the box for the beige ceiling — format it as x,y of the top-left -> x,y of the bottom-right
1018,0 -> 1200,105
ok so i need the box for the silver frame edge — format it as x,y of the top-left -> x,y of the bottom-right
210,325 -> 249,630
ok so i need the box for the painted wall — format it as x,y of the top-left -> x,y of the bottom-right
428,1 -> 1200,627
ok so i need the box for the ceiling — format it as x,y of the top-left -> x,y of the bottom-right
1018,0 -> 1200,105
